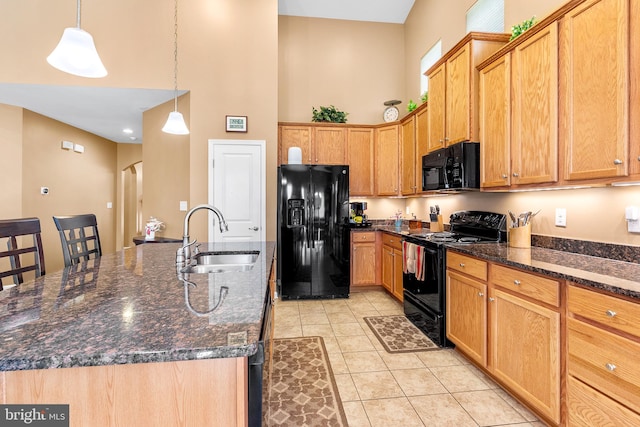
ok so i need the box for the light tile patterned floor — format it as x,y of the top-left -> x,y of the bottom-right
273,289 -> 547,427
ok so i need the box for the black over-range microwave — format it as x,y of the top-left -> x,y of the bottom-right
422,142 -> 480,191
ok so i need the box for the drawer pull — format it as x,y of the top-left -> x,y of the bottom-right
514,279 -> 521,286
606,309 -> 617,318
478,292 -> 484,297
489,297 -> 495,302
605,363 -> 617,372
459,263 -> 465,267
613,159 -> 623,165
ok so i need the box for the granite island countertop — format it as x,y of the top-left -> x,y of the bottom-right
0,241 -> 275,372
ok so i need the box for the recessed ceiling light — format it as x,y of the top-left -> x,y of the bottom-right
123,128 -> 134,134
129,136 -> 137,141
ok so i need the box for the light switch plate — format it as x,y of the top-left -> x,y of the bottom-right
555,208 -> 567,227
179,201 -> 188,212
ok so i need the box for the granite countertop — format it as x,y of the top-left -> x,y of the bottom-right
351,226 -> 640,300
446,243 -> 640,300
0,241 -> 276,372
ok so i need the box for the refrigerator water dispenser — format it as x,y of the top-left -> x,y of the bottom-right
287,199 -> 304,227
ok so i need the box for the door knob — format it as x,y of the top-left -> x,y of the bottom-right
249,226 -> 259,231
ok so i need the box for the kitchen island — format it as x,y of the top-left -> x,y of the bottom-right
0,241 -> 275,426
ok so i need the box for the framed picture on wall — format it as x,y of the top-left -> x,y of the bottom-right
225,115 -> 248,132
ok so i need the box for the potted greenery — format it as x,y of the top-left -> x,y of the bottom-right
510,16 -> 536,41
311,105 -> 348,123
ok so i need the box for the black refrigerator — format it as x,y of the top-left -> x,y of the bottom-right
277,164 -> 350,299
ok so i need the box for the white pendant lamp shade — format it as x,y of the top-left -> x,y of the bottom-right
162,0 -> 189,135
162,111 -> 189,135
47,27 -> 107,78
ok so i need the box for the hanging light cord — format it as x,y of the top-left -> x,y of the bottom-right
172,0 -> 179,112
75,0 -> 82,28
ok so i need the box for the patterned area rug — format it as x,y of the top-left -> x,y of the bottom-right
364,315 -> 438,353
268,336 -> 348,426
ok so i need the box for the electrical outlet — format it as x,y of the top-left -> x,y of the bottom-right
555,208 -> 567,227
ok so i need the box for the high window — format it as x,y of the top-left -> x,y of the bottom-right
466,0 -> 504,33
420,40 -> 442,96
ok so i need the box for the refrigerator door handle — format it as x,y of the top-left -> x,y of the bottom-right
309,179 -> 315,249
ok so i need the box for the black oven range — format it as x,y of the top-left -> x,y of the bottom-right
402,210 -> 507,347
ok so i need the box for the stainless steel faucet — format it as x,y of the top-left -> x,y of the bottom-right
176,204 -> 229,268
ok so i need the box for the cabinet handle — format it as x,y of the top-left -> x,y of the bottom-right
489,297 -> 495,302
439,139 -> 444,143
605,363 -> 617,372
512,172 -> 519,177
514,279 -> 521,286
444,137 -> 449,142
478,292 -> 484,297
637,156 -> 640,161
606,309 -> 617,318
613,159 -> 622,165
459,263 -> 465,267
501,174 -> 508,179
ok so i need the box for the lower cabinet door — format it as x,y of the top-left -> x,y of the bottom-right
446,270 -> 487,366
381,245 -> 394,292
490,288 -> 560,424
351,242 -> 376,286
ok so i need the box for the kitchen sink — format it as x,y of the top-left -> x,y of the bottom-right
180,251 -> 259,274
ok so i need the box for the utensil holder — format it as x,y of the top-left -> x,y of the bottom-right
508,222 -> 531,248
430,215 -> 444,232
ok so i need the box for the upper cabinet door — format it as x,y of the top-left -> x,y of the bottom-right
347,128 -> 375,196
480,54 -> 511,188
446,43 -> 471,145
427,63 -> 447,153
375,125 -> 400,196
560,0 -> 629,181
401,117 -> 417,195
313,127 -> 346,164
511,21 -> 559,185
279,126 -> 312,164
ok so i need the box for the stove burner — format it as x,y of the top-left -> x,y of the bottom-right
430,236 -> 457,243
431,232 -> 454,238
458,236 -> 481,243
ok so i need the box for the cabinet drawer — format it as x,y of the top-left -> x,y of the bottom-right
568,285 -> 640,339
568,317 -> 640,414
352,231 -> 376,243
381,233 -> 402,249
568,376 -> 640,427
447,252 -> 487,281
491,264 -> 560,307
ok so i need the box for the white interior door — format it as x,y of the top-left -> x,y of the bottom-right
208,140 -> 265,242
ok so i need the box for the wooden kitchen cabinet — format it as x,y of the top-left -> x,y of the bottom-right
426,33 -> 510,152
479,53 -> 511,187
415,105 -> 429,193
279,125 -> 312,164
350,231 -> 377,286
375,125 -> 399,196
479,22 -> 559,189
447,252 -> 561,425
278,124 -> 346,165
347,128 -> 375,196
401,116 -> 417,195
559,0 -> 629,181
381,233 -> 403,301
566,284 -> 640,425
446,253 -> 488,366
313,127 -> 346,164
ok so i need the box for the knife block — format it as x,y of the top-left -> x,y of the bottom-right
430,215 -> 444,232
508,222 -> 531,248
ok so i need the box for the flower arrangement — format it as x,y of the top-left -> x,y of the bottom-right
421,91 -> 428,103
510,16 -> 536,41
145,217 -> 165,240
407,100 -> 417,112
392,210 -> 403,228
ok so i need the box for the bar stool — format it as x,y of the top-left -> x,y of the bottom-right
53,214 -> 102,267
0,217 -> 46,290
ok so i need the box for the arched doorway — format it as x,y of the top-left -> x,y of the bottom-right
122,161 -> 143,248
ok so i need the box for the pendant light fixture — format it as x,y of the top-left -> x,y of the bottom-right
47,0 -> 107,78
162,0 -> 189,135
